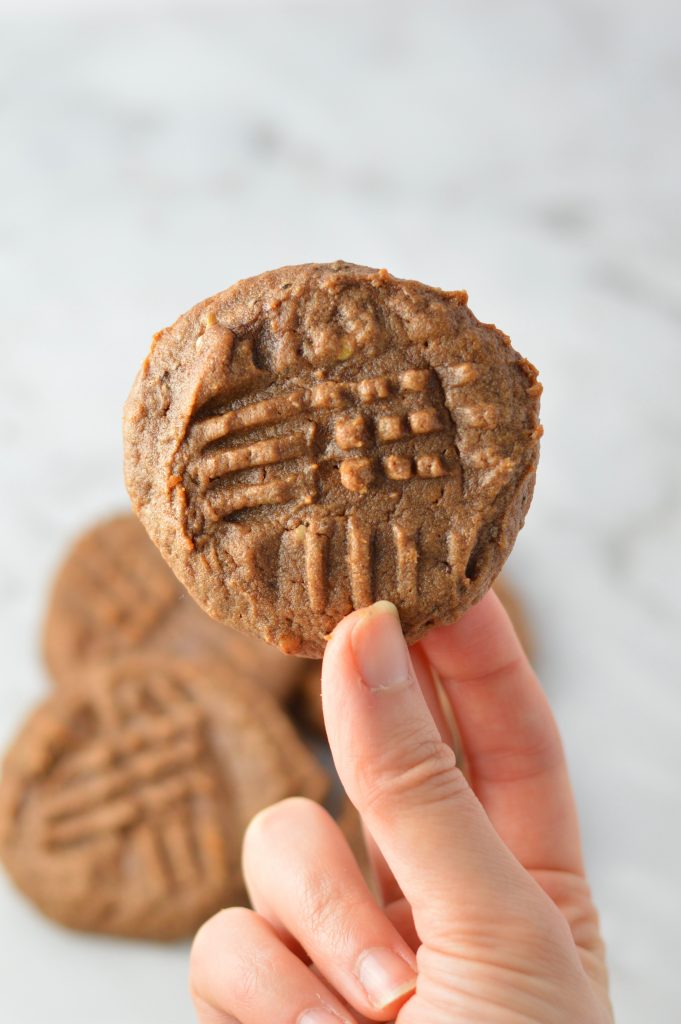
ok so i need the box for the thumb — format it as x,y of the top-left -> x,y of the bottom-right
321,601 -> 531,947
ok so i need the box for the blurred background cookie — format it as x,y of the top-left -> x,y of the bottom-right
43,514 -> 305,702
0,654 -> 328,941
289,659 -> 325,737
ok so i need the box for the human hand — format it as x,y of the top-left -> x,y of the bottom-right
190,592 -> 612,1023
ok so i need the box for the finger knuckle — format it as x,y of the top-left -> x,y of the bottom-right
535,871 -> 605,956
300,867 -> 342,931
360,732 -> 465,817
476,722 -> 564,784
298,865 -> 367,948
229,949 -> 275,1008
516,913 -> 577,972
488,882 -> 575,960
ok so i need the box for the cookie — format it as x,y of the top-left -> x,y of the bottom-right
124,262 -> 541,657
44,514 -> 303,701
0,654 -> 328,940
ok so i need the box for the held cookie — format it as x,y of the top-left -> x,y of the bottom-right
0,655 -> 327,940
44,514 -> 303,701
124,262 -> 541,657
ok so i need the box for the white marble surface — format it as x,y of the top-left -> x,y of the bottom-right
1,0 -> 680,1020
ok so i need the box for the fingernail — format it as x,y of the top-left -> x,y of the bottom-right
298,1007 -> 348,1024
351,601 -> 412,691
356,947 -> 417,1009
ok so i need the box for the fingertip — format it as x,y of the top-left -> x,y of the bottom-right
330,601 -> 400,637
322,602 -> 403,679
357,599 -> 401,621
190,906 -> 255,988
244,796 -> 327,856
321,602 -> 416,765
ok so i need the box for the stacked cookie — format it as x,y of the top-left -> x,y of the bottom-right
0,515 -> 327,940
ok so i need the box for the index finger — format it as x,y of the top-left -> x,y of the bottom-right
420,589 -> 584,875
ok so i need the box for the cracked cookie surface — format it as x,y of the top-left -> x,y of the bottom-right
124,262 -> 541,657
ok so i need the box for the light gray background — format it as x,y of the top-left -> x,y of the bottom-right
1,1 -> 680,1021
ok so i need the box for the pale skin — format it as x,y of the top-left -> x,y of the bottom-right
190,592 -> 613,1024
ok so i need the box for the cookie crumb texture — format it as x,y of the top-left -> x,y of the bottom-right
124,262 -> 541,657
0,657 -> 327,940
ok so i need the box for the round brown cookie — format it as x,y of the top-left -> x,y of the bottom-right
124,261 -> 542,657
0,654 -> 328,941
43,514 -> 303,701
